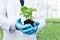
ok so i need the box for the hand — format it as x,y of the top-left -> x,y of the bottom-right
33,21 -> 40,32
15,18 -> 23,30
15,18 -> 40,35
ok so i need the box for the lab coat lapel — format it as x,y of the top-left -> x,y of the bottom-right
15,0 -> 26,24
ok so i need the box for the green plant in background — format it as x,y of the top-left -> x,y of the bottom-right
20,6 -> 36,20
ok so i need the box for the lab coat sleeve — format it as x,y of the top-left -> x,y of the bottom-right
32,1 -> 46,32
0,0 -> 12,31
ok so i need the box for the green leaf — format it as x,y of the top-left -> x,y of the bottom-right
28,8 -> 36,12
21,6 -> 28,13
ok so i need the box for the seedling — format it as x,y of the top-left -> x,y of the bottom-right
20,6 -> 36,27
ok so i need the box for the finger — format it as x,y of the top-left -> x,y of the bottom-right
16,23 -> 23,27
17,18 -> 22,24
22,28 -> 33,33
33,26 -> 38,31
34,22 -> 40,26
27,31 -> 35,35
21,24 -> 32,30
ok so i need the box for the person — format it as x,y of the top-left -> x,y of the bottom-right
0,0 -> 46,40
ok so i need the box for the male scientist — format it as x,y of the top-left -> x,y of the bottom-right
0,0 -> 46,40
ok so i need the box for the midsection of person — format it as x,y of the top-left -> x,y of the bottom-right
3,0 -> 38,40
3,30 -> 36,40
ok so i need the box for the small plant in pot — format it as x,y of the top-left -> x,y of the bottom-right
20,6 -> 36,27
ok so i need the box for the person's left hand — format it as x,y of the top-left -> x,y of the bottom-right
33,21 -> 40,33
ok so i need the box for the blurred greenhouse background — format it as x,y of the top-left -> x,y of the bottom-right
46,0 -> 60,18
40,0 -> 60,18
0,0 -> 60,40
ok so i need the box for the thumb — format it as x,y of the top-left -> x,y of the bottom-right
34,22 -> 40,27
17,18 -> 22,25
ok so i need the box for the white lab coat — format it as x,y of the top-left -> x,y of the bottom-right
0,0 -> 46,40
